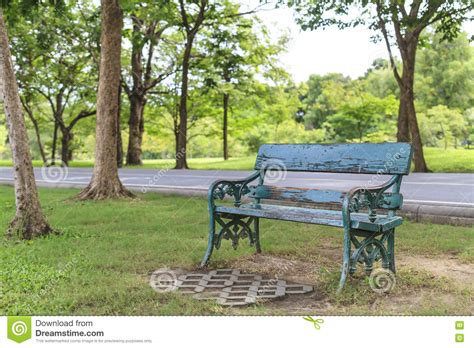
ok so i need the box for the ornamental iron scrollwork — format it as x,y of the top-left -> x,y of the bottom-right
349,232 -> 391,275
214,215 -> 255,250
212,182 -> 253,207
209,172 -> 260,208
346,175 -> 402,222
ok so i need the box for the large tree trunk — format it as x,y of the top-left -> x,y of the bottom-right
396,92 -> 410,142
117,85 -> 123,168
223,92 -> 229,160
126,94 -> 145,165
175,39 -> 193,169
398,41 -> 429,172
76,0 -> 133,200
0,10 -> 53,239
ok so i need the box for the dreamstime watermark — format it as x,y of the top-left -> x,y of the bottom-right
140,149 -> 186,193
260,158 -> 287,184
41,159 -> 69,183
7,316 -> 32,343
149,269 -> 178,293
369,268 -> 396,294
256,260 -> 294,296
360,146 -> 408,192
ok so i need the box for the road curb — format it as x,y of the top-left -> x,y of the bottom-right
401,203 -> 473,226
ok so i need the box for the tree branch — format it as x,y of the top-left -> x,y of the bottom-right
375,1 -> 402,87
67,110 -> 96,131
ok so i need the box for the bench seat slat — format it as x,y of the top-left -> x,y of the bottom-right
215,204 -> 402,233
250,185 -> 345,204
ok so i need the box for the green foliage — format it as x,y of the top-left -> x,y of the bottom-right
8,1 -> 98,160
418,105 -> 468,148
326,93 -> 398,142
1,0 -> 473,164
299,73 -> 352,129
416,31 -> 474,111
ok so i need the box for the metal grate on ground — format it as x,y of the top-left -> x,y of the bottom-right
150,268 -> 313,306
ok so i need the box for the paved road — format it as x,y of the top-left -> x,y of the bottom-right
0,167 -> 472,207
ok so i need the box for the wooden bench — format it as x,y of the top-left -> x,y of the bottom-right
201,143 -> 413,291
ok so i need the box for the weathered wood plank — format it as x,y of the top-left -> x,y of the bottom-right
249,185 -> 403,209
215,204 -> 403,232
249,185 -> 345,204
254,143 -> 412,174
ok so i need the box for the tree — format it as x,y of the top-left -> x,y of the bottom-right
419,105 -> 467,148
361,59 -> 399,99
76,0 -> 133,200
200,6 -> 281,160
121,1 -> 176,165
326,93 -> 398,142
11,2 -> 98,165
284,0 -> 472,172
175,0 -> 209,169
416,31 -> 474,111
201,11 -> 253,160
300,73 -> 352,129
0,7 -> 53,238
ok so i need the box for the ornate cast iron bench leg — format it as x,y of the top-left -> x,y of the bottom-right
387,229 -> 396,273
337,226 -> 352,293
345,229 -> 394,283
200,213 -> 216,267
254,218 -> 261,253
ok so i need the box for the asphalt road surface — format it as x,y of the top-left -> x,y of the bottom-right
0,166 -> 472,208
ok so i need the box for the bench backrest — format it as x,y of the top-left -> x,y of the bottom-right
254,143 -> 413,175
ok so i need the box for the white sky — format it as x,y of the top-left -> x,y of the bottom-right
249,4 -> 474,82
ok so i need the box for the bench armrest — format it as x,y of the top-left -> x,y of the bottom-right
208,171 -> 260,209
343,175 -> 402,223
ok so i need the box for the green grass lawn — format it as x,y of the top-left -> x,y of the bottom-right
422,147 -> 474,173
1,186 -> 472,316
0,147 -> 471,172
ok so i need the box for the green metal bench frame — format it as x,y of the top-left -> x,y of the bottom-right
201,143 -> 413,291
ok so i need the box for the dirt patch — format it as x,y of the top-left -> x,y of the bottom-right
228,254 -> 320,285
398,255 -> 474,288
230,252 -> 473,288
226,251 -> 473,315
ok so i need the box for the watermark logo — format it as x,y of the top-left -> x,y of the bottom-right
41,159 -> 69,183
369,268 -> 396,294
260,159 -> 287,184
149,269 -> 178,292
303,316 -> 324,330
7,316 -> 32,343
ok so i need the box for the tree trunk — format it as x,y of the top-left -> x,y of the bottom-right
117,85 -> 123,168
60,130 -> 72,166
175,38 -> 193,169
75,0 -> 133,200
223,92 -> 229,160
126,94 -> 145,165
22,101 -> 47,163
398,41 -> 429,172
0,10 -> 53,239
51,120 -> 59,164
126,24 -> 145,166
396,93 -> 410,142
